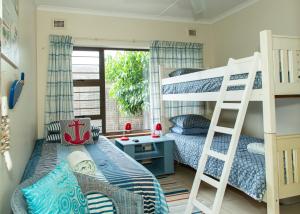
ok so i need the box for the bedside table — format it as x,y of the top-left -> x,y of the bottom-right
115,135 -> 174,176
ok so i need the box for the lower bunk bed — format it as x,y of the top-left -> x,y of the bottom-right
21,136 -> 168,214
165,132 -> 266,201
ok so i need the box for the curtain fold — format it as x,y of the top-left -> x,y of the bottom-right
149,41 -> 204,125
44,35 -> 74,135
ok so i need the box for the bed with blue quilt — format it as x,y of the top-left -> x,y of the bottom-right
162,71 -> 262,95
22,136 -> 168,214
165,132 -> 266,201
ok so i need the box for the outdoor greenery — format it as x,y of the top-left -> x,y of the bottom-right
105,51 -> 149,116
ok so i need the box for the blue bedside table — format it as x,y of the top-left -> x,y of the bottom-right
115,135 -> 174,176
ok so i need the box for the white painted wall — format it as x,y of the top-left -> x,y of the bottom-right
212,0 -> 300,138
0,0 -> 37,212
36,10 -> 214,138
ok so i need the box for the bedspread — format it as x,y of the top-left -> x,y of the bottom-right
22,136 -> 168,214
166,132 -> 266,201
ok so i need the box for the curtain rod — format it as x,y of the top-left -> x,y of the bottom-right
73,36 -> 150,44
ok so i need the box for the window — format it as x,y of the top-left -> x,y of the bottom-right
72,48 -> 105,133
72,47 -> 149,134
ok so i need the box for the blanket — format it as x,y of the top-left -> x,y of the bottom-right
22,137 -> 168,214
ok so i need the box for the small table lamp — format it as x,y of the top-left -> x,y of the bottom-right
152,123 -> 162,138
120,122 -> 132,141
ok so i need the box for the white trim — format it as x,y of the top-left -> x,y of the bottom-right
36,5 -> 212,24
162,90 -> 263,101
36,0 -> 260,25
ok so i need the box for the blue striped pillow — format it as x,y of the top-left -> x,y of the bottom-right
170,114 -> 210,129
85,192 -> 116,214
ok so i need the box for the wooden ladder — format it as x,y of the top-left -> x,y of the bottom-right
185,53 -> 261,214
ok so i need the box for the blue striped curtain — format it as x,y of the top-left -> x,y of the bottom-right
149,41 -> 205,125
44,35 -> 74,135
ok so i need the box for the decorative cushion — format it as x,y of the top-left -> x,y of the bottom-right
170,126 -> 208,135
168,68 -> 204,77
46,131 -> 100,143
46,120 -> 100,143
46,133 -> 61,142
47,120 -> 100,135
170,114 -> 210,129
22,161 -> 89,214
60,118 -> 94,145
47,121 -> 62,133
85,192 -> 116,214
46,130 -> 99,143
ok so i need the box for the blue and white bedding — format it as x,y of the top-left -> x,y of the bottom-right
165,132 -> 266,201
162,71 -> 262,94
22,136 -> 168,214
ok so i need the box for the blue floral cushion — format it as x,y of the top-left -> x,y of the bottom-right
170,126 -> 208,135
22,161 -> 89,214
170,114 -> 210,129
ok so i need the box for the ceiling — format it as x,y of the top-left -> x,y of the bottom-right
35,0 -> 259,24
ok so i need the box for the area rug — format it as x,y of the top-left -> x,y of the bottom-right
158,176 -> 201,214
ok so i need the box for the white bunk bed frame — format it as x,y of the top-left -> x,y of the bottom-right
159,30 -> 300,214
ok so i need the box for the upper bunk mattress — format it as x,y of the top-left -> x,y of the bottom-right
22,136 -> 168,214
165,132 -> 265,201
162,71 -> 262,94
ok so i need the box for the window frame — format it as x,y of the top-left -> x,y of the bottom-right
72,46 -> 149,135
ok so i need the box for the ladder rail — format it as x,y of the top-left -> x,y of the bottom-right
185,67 -> 232,214
212,54 -> 260,213
185,53 -> 261,214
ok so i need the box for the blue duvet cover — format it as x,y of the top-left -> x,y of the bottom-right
22,136 -> 168,214
165,133 -> 266,201
162,72 -> 262,95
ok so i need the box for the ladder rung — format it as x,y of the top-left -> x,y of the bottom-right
201,174 -> 220,188
193,199 -> 212,214
207,150 -> 227,161
221,103 -> 241,110
228,79 -> 247,86
214,126 -> 234,135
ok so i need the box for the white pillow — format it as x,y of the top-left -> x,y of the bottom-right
247,143 -> 265,155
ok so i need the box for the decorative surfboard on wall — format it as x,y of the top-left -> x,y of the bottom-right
9,72 -> 24,109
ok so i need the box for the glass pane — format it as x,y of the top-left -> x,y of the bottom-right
72,50 -> 99,80
73,50 -> 99,57
72,56 -> 99,65
73,86 -> 100,116
72,64 -> 99,80
104,50 -> 150,132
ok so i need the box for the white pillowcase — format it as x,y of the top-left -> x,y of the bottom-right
247,143 -> 265,155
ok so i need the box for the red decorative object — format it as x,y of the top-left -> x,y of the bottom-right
151,122 -> 162,138
124,122 -> 132,131
64,120 -> 91,145
121,122 -> 132,141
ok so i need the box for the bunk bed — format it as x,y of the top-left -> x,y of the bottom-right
159,30 -> 300,214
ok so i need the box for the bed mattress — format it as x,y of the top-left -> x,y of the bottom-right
165,132 -> 266,201
162,71 -> 262,94
22,136 -> 168,214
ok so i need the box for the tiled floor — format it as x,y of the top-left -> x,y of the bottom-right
171,164 -> 300,214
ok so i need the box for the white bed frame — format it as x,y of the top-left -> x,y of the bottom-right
159,30 -> 300,214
